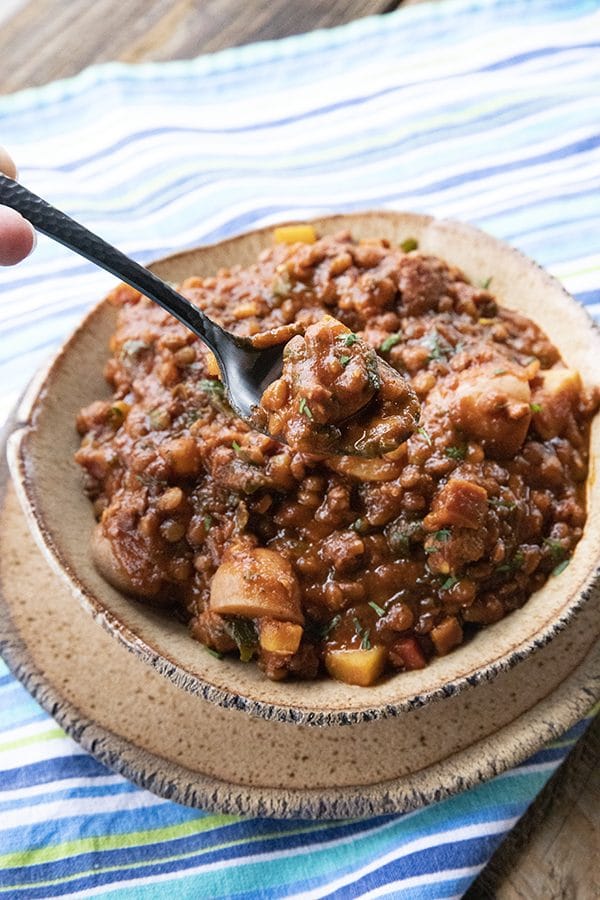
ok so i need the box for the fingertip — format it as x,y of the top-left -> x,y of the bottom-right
0,205 -> 36,266
0,146 -> 18,180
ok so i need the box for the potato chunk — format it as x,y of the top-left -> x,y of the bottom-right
259,619 -> 303,655
450,363 -> 531,457
531,368 -> 582,439
210,547 -> 304,624
430,616 -> 463,656
325,646 -> 387,686
274,224 -> 317,244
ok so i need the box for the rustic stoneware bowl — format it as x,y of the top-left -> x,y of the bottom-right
8,212 -> 600,730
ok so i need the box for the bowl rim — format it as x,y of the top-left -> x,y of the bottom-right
7,210 -> 600,726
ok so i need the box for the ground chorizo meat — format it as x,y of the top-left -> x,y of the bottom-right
75,229 -> 599,685
252,316 -> 420,456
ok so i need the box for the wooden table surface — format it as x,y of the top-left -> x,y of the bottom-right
1,2 -> 598,897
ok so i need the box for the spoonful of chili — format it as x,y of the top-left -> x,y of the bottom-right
0,174 -> 420,456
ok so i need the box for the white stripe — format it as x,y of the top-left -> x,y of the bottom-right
287,818 -> 519,900
0,788 -> 170,831
349,865 -> 482,899
0,773 -> 127,804
0,737 -> 89,771
499,759 -> 562,779
0,718 -> 64,746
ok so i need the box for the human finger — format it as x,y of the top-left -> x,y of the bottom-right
0,146 -> 18,180
0,205 -> 36,266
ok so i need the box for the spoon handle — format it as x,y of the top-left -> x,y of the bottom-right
0,173 -> 229,359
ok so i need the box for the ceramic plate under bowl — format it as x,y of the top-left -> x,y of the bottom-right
7,212 -> 600,727
0,466 -> 598,818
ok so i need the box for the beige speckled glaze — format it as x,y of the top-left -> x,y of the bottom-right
6,212 -> 600,729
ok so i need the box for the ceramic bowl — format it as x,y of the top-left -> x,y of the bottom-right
8,211 -> 600,726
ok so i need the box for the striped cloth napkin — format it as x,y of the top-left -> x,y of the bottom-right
1,0 -> 598,895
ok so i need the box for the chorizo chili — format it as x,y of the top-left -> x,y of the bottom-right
75,228 -> 599,685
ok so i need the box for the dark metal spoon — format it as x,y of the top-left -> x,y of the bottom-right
0,173 -> 284,421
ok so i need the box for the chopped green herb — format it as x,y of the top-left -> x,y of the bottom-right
184,409 -> 201,425
368,601 -> 386,617
320,614 -> 341,639
422,330 -> 453,362
493,369 -> 508,376
387,520 -> 422,555
365,351 -> 382,392
232,440 -> 242,453
110,404 -> 126,421
353,617 -> 371,650
225,618 -> 258,663
120,339 -> 150,360
480,276 -> 493,290
497,551 -> 525,574
544,538 -> 566,561
445,445 -> 467,461
530,402 -> 543,413
489,496 -> 516,511
417,426 -> 432,446
199,378 -> 225,395
204,646 -> 223,660
351,518 -> 367,533
198,378 -> 231,414
380,332 -> 403,353
441,575 -> 459,590
552,559 -> 570,577
340,354 -> 351,366
148,407 -> 170,430
272,272 -> 292,297
341,332 -> 359,347
298,397 -> 314,419
424,529 -> 450,554
203,514 -> 213,531
401,237 -> 418,253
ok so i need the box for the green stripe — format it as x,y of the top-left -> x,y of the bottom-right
558,261 -> 600,278
0,820 -> 339,892
0,727 -> 65,753
0,814 -> 238,869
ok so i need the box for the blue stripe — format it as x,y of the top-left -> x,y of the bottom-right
328,834 -> 507,900
480,41 -> 600,71
0,756 -> 112,791
574,290 -> 599,305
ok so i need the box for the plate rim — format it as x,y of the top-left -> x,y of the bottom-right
1,465 -> 598,819
1,432 -> 599,818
